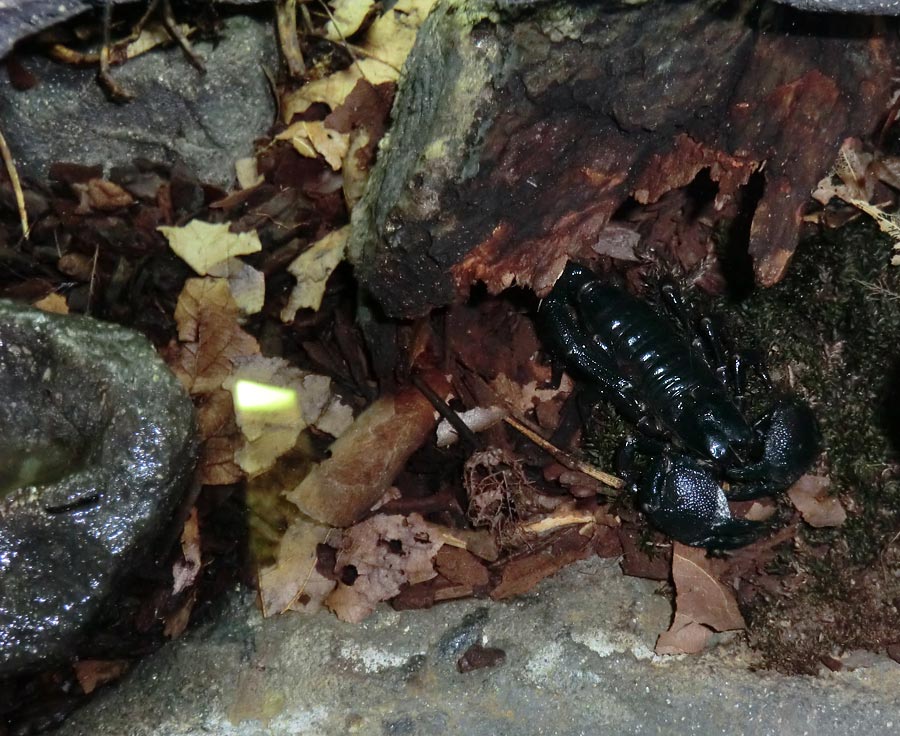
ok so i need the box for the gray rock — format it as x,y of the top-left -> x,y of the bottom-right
775,0 -> 900,12
0,13 -> 279,189
0,300 -> 195,675
0,1 -> 272,62
51,557 -> 900,736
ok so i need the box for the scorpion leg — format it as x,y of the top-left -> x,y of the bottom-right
639,454 -> 767,549
660,281 -> 731,386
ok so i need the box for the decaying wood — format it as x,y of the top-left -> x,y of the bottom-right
351,0 -> 898,318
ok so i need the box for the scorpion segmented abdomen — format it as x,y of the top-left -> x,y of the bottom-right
579,283 -> 716,410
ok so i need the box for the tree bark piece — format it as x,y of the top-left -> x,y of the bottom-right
350,0 -> 898,318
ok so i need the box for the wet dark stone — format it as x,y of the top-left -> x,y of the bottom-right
0,300 -> 196,675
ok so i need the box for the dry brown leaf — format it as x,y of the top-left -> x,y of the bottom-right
812,139 -> 874,205
286,374 -> 448,527
163,589 -> 196,640
425,523 -> 499,561
656,542 -> 745,656
655,613 -> 713,655
172,507 -> 201,595
434,545 -> 489,588
169,277 -> 260,394
592,223 -> 642,262
32,292 -> 69,314
57,252 -> 94,281
787,474 -> 846,528
73,178 -> 134,213
195,389 -> 244,485
325,512 -> 443,623
490,372 -> 574,418
669,543 -> 745,632
743,501 -> 777,522
489,528 -> 593,600
258,516 -> 335,616
74,660 -> 129,695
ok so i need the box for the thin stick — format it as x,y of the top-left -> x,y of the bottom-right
87,245 -> 100,315
520,509 -> 597,535
0,127 -> 28,239
412,373 -> 480,448
503,415 -> 624,492
98,0 -> 135,101
276,0 -> 306,78
161,0 -> 205,73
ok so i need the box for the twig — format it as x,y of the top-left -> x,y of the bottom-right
98,0 -> 139,101
0,126 -> 29,239
412,373 -> 480,448
519,509 -> 597,535
87,245 -> 100,315
161,0 -> 205,73
503,414 -> 624,492
276,0 -> 306,78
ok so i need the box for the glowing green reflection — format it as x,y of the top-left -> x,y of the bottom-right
233,380 -> 301,424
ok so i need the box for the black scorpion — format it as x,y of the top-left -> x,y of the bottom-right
538,262 -> 821,549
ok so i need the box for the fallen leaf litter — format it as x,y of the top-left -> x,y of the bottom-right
3,3 -> 900,726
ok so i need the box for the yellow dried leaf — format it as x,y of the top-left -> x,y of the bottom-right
276,120 -> 350,170
363,0 -> 436,70
281,225 -> 351,321
258,516 -> 335,616
207,257 -> 265,315
223,355 -> 353,477
342,128 -> 372,209
126,22 -> 195,59
32,293 -> 69,314
283,0 -> 435,120
235,157 -> 263,189
169,277 -> 260,394
324,0 -> 377,41
159,220 -> 262,276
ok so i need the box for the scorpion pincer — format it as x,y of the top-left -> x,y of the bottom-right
538,261 -> 821,549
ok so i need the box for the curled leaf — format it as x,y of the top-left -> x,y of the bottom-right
788,474 -> 846,528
